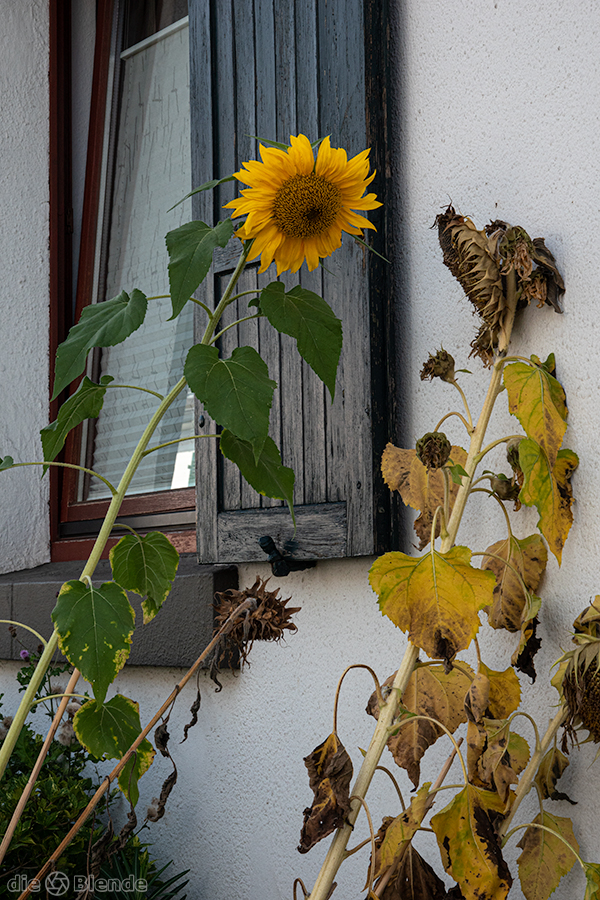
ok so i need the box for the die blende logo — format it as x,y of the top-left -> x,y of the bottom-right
7,872 -> 148,896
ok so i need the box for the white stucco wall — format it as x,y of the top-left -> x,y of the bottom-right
2,0 -> 600,898
0,0 -> 50,573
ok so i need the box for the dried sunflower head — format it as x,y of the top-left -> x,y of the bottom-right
416,431 -> 452,470
435,207 -> 564,366
553,598 -> 600,749
420,348 -> 456,383
212,576 -> 301,673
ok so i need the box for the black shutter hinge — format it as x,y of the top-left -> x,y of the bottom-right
258,536 -> 316,577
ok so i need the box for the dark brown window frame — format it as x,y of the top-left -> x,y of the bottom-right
50,0 -> 196,562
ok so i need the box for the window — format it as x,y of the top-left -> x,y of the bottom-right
51,0 -> 395,565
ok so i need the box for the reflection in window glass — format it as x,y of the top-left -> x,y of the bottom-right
87,18 -> 194,499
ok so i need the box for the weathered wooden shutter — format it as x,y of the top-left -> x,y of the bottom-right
188,0 -> 393,564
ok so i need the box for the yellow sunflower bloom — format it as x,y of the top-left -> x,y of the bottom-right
224,134 -> 382,275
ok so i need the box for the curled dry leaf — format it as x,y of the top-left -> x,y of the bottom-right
535,745 -> 576,804
367,663 -> 473,789
298,732 -> 353,853
464,672 -> 490,723
482,533 -> 547,632
381,444 -> 467,551
181,689 -> 201,743
479,662 -> 521,720
381,845 -> 448,900
377,784 -> 431,875
476,719 -> 530,804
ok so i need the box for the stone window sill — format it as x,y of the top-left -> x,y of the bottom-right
0,558 -> 237,667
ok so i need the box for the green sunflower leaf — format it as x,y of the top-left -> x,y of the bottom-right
109,532 -> 179,624
184,344 -> 275,460
259,282 -> 342,400
166,218 -> 234,318
52,580 -> 135,706
248,134 -> 291,150
0,456 -> 14,471
52,289 -> 147,400
41,375 -> 114,471
73,694 -> 155,806
220,429 -> 295,521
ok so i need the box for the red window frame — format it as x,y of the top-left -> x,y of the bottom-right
49,0 -> 196,562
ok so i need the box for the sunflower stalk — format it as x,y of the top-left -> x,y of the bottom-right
307,273 -> 520,900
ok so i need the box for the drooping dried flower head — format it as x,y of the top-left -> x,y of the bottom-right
435,206 -> 564,365
213,576 -> 301,671
554,599 -> 600,749
420,348 -> 456,383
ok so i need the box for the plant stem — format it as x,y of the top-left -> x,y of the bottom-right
308,273 -> 520,900
497,705 -> 566,840
441,270 -> 518,551
0,241 -> 255,855
0,668 -> 81,864
16,599 -> 256,899
307,642 -> 420,900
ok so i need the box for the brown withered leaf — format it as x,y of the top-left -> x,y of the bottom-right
535,745 -> 576,804
530,237 -> 565,313
298,732 -> 353,853
378,784 -> 431,874
385,846 -> 448,900
466,719 -> 489,787
477,719 -> 525,803
479,662 -> 522,720
464,672 -> 490,723
482,534 -> 547,632
381,444 -> 467,550
512,612 -> 542,682
367,663 -> 473,788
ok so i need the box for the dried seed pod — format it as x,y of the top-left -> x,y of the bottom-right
555,602 -> 600,748
490,473 -> 521,503
213,576 -> 301,670
415,432 -> 452,470
420,348 -> 456,383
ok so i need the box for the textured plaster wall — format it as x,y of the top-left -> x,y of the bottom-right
0,0 -> 50,573
1,1 -> 600,898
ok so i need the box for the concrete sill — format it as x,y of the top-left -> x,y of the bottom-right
0,558 -> 237,668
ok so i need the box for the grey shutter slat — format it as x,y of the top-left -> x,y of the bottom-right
189,0 -> 391,564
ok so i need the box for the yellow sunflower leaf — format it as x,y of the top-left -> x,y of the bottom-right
516,811 -> 579,900
504,360 -> 567,467
479,662 -> 522,719
431,784 -> 512,900
380,444 -> 467,550
369,546 -> 495,660
519,440 -> 578,564
482,534 -> 547,631
366,663 -> 473,788
584,863 -> 600,900
378,783 -> 431,873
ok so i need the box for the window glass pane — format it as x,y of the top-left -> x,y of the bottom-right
87,17 -> 194,500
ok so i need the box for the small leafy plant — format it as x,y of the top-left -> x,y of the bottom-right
297,208 -> 600,900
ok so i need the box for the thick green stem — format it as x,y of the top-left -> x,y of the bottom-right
0,241 -> 253,841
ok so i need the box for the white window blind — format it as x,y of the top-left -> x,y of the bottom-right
86,19 -> 195,500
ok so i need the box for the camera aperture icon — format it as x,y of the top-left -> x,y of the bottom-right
45,871 -> 70,896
